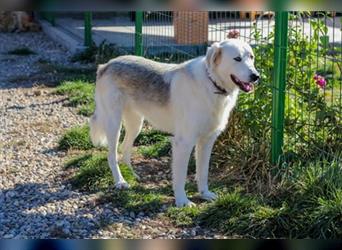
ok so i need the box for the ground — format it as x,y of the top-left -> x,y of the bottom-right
0,32 -> 225,239
1,31 -> 341,239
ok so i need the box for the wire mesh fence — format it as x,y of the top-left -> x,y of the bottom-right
139,11 -> 341,163
284,12 -> 342,161
41,11 -> 341,163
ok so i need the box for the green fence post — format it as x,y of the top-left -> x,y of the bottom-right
135,11 -> 143,56
271,11 -> 289,165
84,12 -> 93,47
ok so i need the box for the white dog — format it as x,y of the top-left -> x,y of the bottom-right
89,39 -> 259,207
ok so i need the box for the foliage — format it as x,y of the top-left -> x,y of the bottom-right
284,13 -> 341,158
70,41 -> 125,65
215,12 -> 341,168
95,41 -> 126,64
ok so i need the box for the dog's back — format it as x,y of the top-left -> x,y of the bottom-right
98,55 -> 178,105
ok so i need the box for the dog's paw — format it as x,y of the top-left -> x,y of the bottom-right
175,198 -> 196,208
114,181 -> 130,189
200,191 -> 218,201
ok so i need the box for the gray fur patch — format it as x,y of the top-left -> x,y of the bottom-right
103,55 -> 177,105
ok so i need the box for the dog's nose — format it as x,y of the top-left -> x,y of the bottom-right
250,73 -> 260,83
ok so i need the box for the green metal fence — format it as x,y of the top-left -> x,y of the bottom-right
137,11 -> 341,164
283,12 -> 341,162
42,11 -> 341,164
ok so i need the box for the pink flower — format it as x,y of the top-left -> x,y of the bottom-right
227,30 -> 240,39
314,74 -> 327,88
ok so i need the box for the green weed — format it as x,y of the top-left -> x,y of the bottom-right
55,80 -> 95,116
58,125 -> 93,151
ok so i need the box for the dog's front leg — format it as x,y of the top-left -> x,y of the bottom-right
195,133 -> 218,201
172,136 -> 195,207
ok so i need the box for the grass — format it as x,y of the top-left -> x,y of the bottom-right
54,68 -> 341,238
66,151 -> 171,213
135,129 -> 171,146
138,139 -> 171,158
58,123 -> 172,152
55,80 -> 95,116
8,47 -> 36,55
60,122 -> 341,238
58,125 -> 93,151
168,156 -> 342,238
167,206 -> 202,227
68,152 -> 136,191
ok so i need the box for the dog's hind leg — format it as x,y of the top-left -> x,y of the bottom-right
195,133 -> 218,201
97,78 -> 128,189
121,108 -> 144,179
105,105 -> 129,189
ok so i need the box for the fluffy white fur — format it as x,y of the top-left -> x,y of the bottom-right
90,39 -> 259,207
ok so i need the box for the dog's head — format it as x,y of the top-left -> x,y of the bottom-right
206,39 -> 259,93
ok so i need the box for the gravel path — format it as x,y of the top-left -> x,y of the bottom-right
0,32 -> 226,239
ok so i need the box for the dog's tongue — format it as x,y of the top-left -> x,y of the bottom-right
242,82 -> 253,92
231,74 -> 254,93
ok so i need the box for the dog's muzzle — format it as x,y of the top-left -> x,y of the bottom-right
230,74 -> 258,93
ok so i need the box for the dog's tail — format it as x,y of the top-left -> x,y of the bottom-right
89,64 -> 110,147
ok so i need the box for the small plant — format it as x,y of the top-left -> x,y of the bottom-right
135,129 -> 170,146
95,41 -> 125,64
138,138 -> 171,158
58,125 -> 93,151
70,41 -> 124,64
55,80 -> 95,116
70,46 -> 97,63
8,47 -> 36,55
167,206 -> 201,227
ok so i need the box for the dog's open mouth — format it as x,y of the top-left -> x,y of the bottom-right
230,74 -> 254,93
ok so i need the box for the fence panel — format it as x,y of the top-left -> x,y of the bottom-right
283,12 -> 342,161
42,11 -> 341,164
138,11 -> 341,164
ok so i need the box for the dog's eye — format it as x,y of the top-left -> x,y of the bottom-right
250,55 -> 254,59
234,57 -> 242,62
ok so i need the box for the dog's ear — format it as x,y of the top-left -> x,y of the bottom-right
206,42 -> 222,68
